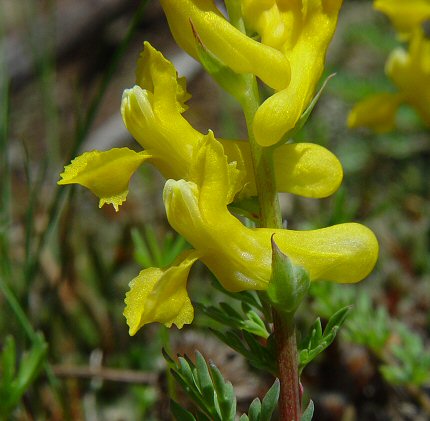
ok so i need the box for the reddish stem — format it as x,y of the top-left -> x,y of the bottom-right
273,310 -> 301,421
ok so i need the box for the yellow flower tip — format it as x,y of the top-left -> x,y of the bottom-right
252,88 -> 301,147
136,42 -> 191,114
99,192 -> 128,212
121,86 -> 155,145
274,143 -> 344,198
315,222 -> 379,284
124,252 -> 198,335
58,148 -> 149,211
274,222 -> 379,285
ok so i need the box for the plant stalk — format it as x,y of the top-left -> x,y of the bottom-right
225,5 -> 301,418
273,311 -> 301,421
241,74 -> 301,421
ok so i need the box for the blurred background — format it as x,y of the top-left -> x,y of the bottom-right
1,0 -> 430,419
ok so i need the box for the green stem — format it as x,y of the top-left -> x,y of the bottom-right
241,74 -> 300,421
241,76 -> 282,229
225,5 -> 300,418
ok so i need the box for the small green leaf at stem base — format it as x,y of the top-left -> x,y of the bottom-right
267,235 -> 310,317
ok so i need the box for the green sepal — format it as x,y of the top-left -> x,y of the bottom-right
191,21 -> 248,104
228,196 -> 260,223
267,235 -> 310,316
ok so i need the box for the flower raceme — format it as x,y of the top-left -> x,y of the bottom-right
123,136 -> 378,334
348,4 -> 430,132
348,25 -> 430,132
160,0 -> 343,146
57,3 -> 379,337
59,42 -> 343,209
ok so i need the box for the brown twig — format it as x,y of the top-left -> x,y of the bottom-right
51,365 -> 158,384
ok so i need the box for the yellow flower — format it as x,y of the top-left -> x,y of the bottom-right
348,26 -> 430,131
59,42 -> 343,209
245,0 -> 343,146
123,134 -> 377,334
374,0 -> 430,37
124,251 -> 199,334
164,133 -> 378,292
387,27 -> 430,125
159,0 -> 291,91
159,0 -> 342,147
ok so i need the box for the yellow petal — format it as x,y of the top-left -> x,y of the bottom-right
124,251 -> 199,335
58,148 -> 149,211
241,0 -> 343,52
221,140 -> 343,198
159,0 -> 291,90
264,223 -> 379,285
250,0 -> 343,146
374,0 -> 430,36
121,43 -> 201,179
136,41 -> 191,114
121,86 -> 196,179
348,92 -> 403,133
386,29 -> 430,125
164,134 -> 378,292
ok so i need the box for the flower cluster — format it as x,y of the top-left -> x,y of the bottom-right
348,0 -> 430,132
59,0 -> 378,335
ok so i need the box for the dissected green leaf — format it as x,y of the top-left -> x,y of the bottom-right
299,306 -> 351,373
164,351 -> 238,421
